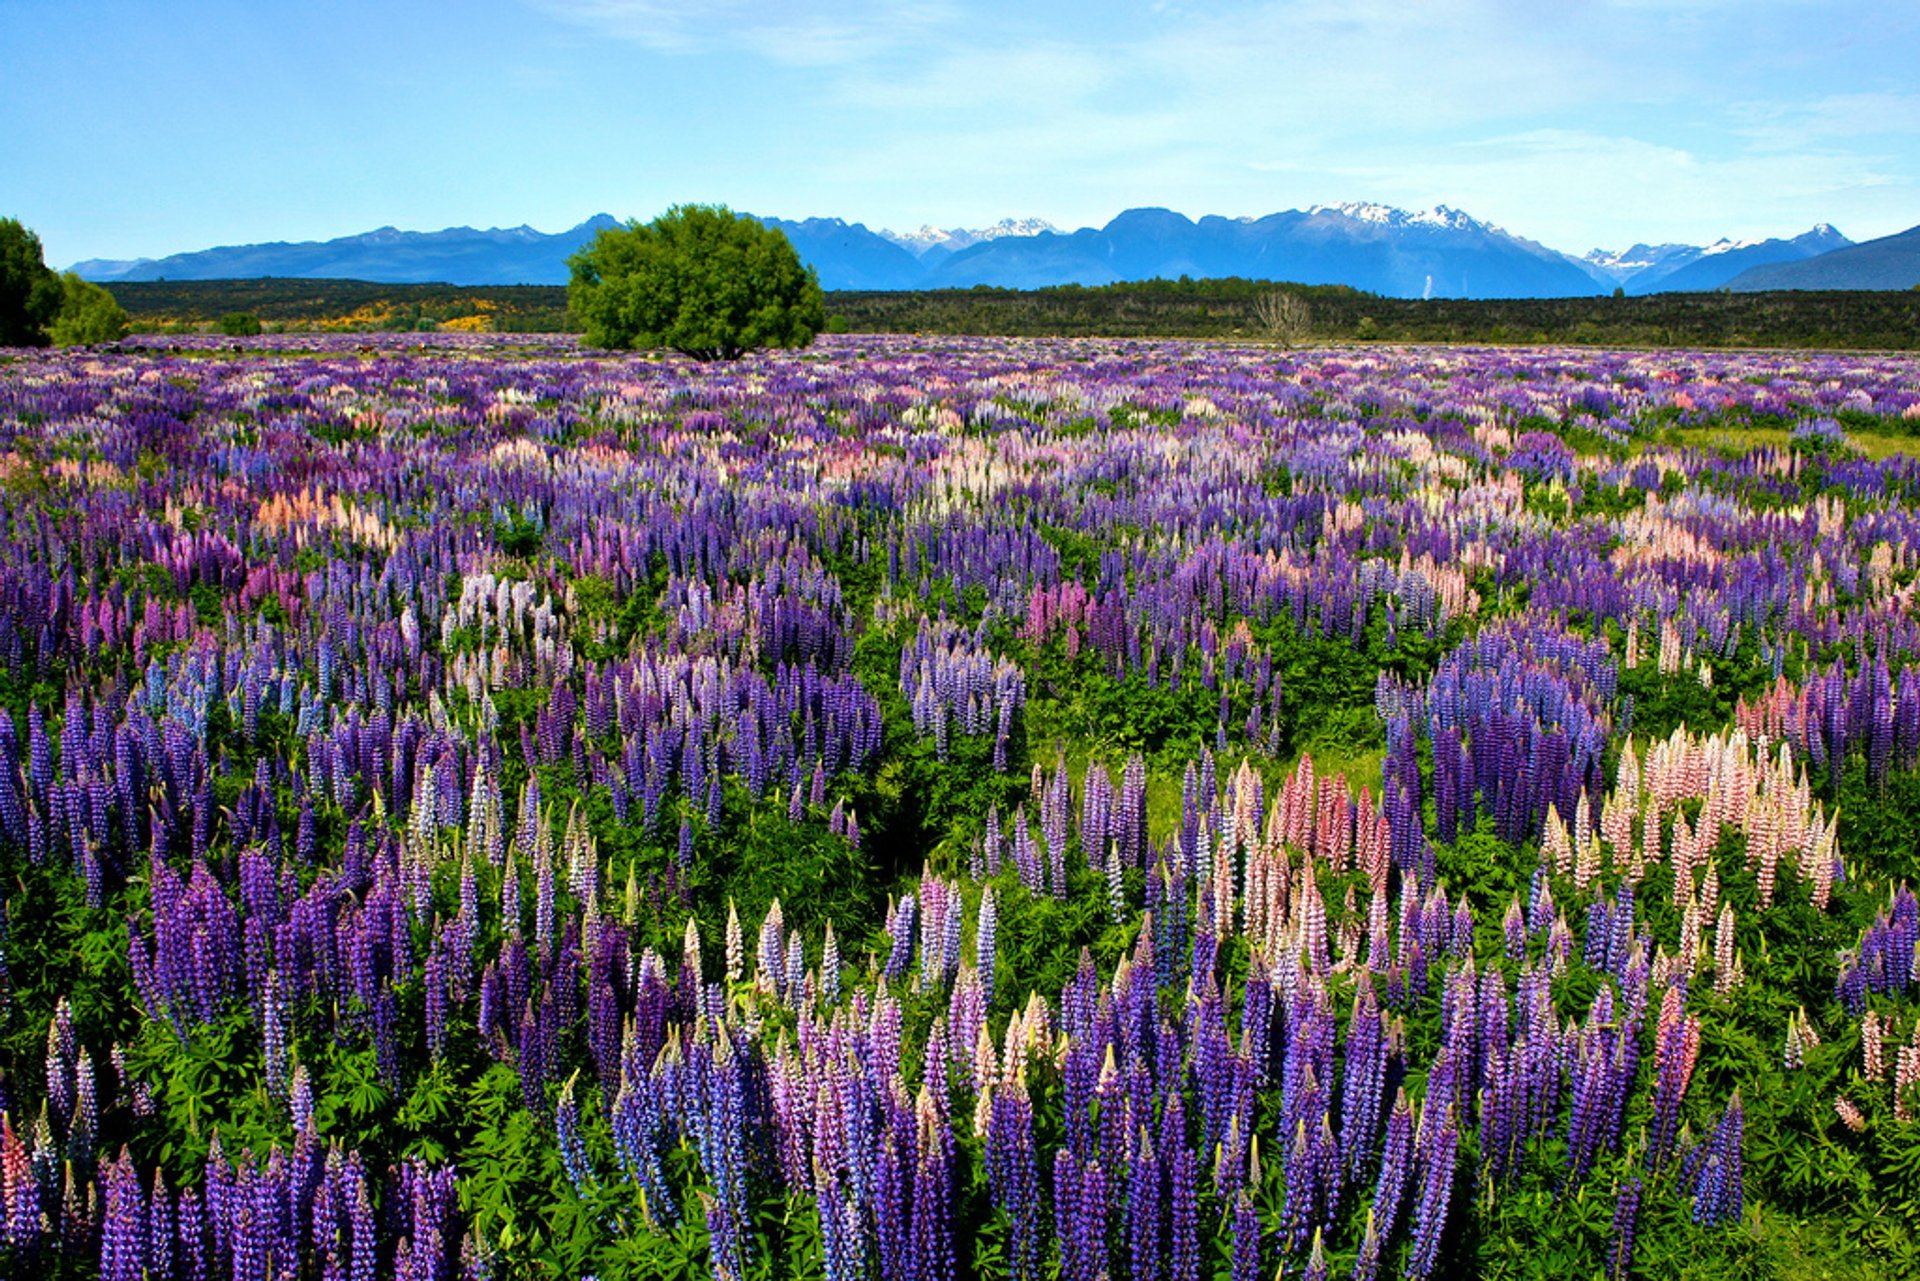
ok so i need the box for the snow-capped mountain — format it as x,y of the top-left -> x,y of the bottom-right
905,203 -> 1606,297
1575,243 -> 1701,288
1571,225 -> 1851,294
69,207 -> 1870,299
878,218 -> 1059,258
1307,203 -> 1491,233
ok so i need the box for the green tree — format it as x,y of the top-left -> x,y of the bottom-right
566,204 -> 825,359
217,311 -> 263,337
0,217 -> 61,347
48,272 -> 129,346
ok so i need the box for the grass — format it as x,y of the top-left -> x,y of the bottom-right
1661,426 -> 1917,461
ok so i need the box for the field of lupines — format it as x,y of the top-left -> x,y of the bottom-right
2,331 -> 1920,1279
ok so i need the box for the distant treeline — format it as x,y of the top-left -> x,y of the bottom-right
104,276 -> 1920,349
831,278 -> 1920,350
104,279 -> 576,334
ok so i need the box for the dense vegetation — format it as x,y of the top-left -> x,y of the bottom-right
102,279 -> 578,334
97,276 -> 1920,350
1,219 -> 128,347
830,278 -> 1920,349
567,205 -> 826,359
0,217 -> 64,346
1,332 -> 1919,1279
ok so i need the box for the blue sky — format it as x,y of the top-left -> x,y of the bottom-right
3,0 -> 1917,265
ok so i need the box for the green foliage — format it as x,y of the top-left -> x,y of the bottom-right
568,205 -> 826,360
827,282 -> 1920,350
103,278 -> 580,333
0,216 -> 61,346
48,271 -> 130,346
93,276 -> 1920,350
216,311 -> 263,337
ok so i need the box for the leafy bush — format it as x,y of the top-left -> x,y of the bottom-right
567,204 -> 826,359
217,311 -> 263,337
48,271 -> 129,345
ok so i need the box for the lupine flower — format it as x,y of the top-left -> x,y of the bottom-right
1609,1175 -> 1642,1280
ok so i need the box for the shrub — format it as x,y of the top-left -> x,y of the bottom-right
566,204 -> 825,360
48,272 -> 129,346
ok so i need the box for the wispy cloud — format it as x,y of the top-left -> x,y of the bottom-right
1729,93 -> 1920,150
1327,129 -> 1910,247
529,0 -> 959,63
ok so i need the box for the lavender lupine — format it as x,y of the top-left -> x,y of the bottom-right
1609,1175 -> 1643,1280
1686,1093 -> 1745,1227
2,331 -> 1910,1281
976,886 -> 998,1009
1406,1102 -> 1459,1278
987,1072 -> 1043,1281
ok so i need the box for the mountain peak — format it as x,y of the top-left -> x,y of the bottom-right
878,217 -> 1058,257
1306,202 -> 1495,234
66,205 -> 1870,299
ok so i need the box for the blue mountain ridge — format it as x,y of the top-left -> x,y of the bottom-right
68,207 -> 1886,300
1727,224 -> 1920,292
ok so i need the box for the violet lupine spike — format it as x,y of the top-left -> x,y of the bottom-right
555,1073 -> 595,1198
1229,1184 -> 1262,1281
875,1123 -> 912,1281
1340,975 -> 1390,1179
1125,1124 -> 1163,1281
1367,1089 -> 1416,1258
1609,1175 -> 1643,1281
911,1087 -> 954,1281
976,886 -> 998,1009
1685,1092 -> 1745,1228
987,1071 -> 1043,1281
1406,1102 -> 1459,1278
1351,1207 -> 1384,1281
1054,1147 -> 1106,1281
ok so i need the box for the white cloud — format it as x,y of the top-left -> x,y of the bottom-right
1325,129 -> 1912,248
1729,92 -> 1920,150
529,0 -> 959,63
526,0 -> 1920,247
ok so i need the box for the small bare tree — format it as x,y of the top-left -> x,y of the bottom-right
1254,290 -> 1312,347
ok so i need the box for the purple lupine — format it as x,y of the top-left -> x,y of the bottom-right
555,1074 -> 594,1198
821,920 -> 842,1006
1230,1183 -> 1261,1281
883,893 -> 917,982
1367,1090 -> 1416,1254
1340,975 -> 1389,1178
1406,1102 -> 1459,1278
1352,1208 -> 1384,1281
1054,1147 -> 1106,1281
1166,1134 -> 1199,1281
1685,1093 -> 1744,1227
976,885 -> 998,1009
1609,1175 -> 1642,1280
98,1146 -> 145,1281
1503,897 -> 1527,963
987,1073 -> 1042,1281
1126,1124 -> 1163,1281
911,1089 -> 954,1281
875,1122 -> 912,1281
1648,987 -> 1700,1168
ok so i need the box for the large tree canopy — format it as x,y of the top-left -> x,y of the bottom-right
0,217 -> 62,347
567,205 -> 826,360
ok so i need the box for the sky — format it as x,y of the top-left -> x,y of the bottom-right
3,0 -> 1918,266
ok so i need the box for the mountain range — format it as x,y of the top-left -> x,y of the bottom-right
70,206 -> 1920,299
